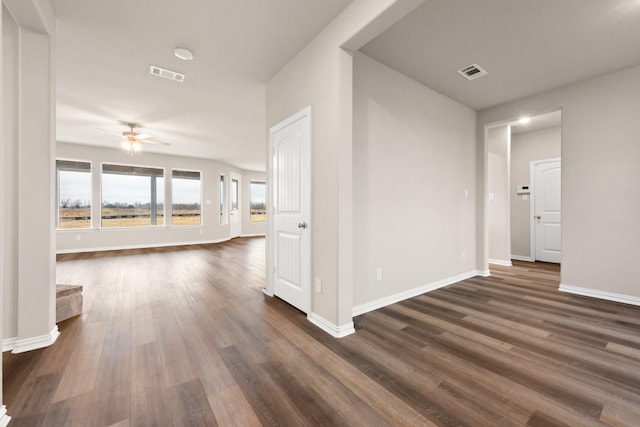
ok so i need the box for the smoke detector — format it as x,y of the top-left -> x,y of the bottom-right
149,65 -> 185,83
457,63 -> 488,80
174,47 -> 194,61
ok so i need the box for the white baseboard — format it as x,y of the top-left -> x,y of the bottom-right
307,313 -> 355,338
0,406 -> 10,427
241,233 -> 266,238
262,287 -> 274,297
2,337 -> 16,353
10,326 -> 60,354
56,237 -> 232,254
511,255 -> 534,262
352,270 -> 482,317
488,258 -> 512,267
559,284 -> 640,307
478,269 -> 491,277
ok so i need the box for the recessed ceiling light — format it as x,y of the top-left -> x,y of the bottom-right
174,47 -> 194,61
518,117 -> 531,124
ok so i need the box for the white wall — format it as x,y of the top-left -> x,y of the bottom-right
487,126 -> 510,265
2,0 -> 17,352
266,0 -> 424,332
478,64 -> 640,302
352,53 -> 477,311
56,142 -> 266,253
2,0 -> 56,422
510,126 -> 561,258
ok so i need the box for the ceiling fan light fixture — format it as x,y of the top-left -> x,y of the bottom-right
174,47 -> 194,61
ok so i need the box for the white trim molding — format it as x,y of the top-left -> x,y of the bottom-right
262,288 -> 274,297
307,313 -> 355,338
478,269 -> 491,277
56,238 -> 231,254
240,233 -> 266,238
353,270 -> 482,317
488,259 -> 512,267
0,405 -> 10,427
511,255 -> 534,262
559,284 -> 640,307
10,326 -> 60,354
2,338 -> 17,353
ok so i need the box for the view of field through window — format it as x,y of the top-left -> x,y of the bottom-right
172,170 -> 201,226
101,164 -> 165,228
250,181 -> 266,222
57,160 -> 92,229
58,160 -> 266,229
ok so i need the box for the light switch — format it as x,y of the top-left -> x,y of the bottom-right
489,193 -> 495,201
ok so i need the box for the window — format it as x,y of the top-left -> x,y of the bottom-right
250,181 -> 266,222
172,170 -> 201,225
231,178 -> 239,210
57,160 -> 92,229
220,174 -> 227,224
101,164 -> 164,228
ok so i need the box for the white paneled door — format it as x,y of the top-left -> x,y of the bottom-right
533,159 -> 561,263
269,107 -> 311,313
230,172 -> 241,238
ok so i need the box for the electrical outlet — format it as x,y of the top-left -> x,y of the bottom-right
376,268 -> 382,281
76,234 -> 82,241
462,250 -> 466,260
315,278 -> 322,294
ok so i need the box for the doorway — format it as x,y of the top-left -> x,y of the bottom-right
487,110 -> 562,269
267,107 -> 311,313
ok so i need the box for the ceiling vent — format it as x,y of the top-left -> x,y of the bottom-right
149,65 -> 185,83
457,63 -> 487,80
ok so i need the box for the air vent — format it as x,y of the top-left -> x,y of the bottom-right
457,63 -> 487,80
149,65 -> 185,83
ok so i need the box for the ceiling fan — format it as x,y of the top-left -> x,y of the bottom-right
97,123 -> 170,155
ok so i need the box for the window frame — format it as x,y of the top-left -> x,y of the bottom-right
100,162 -> 166,229
220,174 -> 227,225
171,169 -> 203,227
56,158 -> 93,230
249,181 -> 267,223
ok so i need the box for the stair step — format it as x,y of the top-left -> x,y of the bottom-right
56,284 -> 83,323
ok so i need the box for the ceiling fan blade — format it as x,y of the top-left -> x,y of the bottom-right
141,139 -> 171,146
134,133 -> 152,140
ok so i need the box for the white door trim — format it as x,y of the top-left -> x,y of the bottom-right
266,106 -> 311,309
530,157 -> 561,262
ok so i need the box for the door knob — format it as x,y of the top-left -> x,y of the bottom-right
298,222 -> 307,229
536,216 -> 541,220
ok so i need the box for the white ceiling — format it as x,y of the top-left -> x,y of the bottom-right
361,0 -> 640,111
54,1 -> 640,171
53,0 -> 352,171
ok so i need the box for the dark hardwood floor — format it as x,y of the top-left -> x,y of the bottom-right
4,239 -> 640,426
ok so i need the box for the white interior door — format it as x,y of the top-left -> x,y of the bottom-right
269,107 -> 311,313
532,159 -> 561,263
229,172 -> 241,238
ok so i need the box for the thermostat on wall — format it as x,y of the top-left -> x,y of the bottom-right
516,185 -> 530,195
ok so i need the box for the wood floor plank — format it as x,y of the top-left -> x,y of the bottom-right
3,238 -> 640,426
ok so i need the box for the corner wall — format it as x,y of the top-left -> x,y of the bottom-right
487,125 -> 511,265
266,0 -> 425,333
352,53 -> 477,313
479,65 -> 640,303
